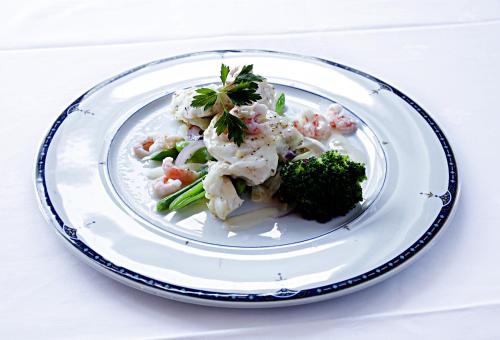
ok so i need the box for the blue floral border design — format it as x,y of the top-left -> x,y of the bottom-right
35,50 -> 458,304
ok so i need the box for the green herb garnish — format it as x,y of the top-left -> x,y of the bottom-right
233,64 -> 264,84
275,92 -> 285,115
214,109 -> 247,146
226,81 -> 261,106
191,63 -> 265,145
220,64 -> 230,85
191,88 -> 218,108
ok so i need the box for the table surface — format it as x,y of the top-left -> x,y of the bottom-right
1,1 -> 499,339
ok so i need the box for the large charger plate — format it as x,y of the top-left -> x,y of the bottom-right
35,50 -> 459,307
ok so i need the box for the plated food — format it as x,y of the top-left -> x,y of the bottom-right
35,50 -> 458,307
132,64 -> 367,224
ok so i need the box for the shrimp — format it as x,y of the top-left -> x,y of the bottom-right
293,110 -> 331,140
151,157 -> 197,198
161,157 -> 198,185
153,178 -> 182,198
133,137 -> 155,158
326,104 -> 357,134
162,157 -> 175,172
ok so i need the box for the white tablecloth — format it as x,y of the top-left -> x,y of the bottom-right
1,1 -> 499,339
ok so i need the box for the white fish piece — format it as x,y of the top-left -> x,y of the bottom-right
204,111 -> 278,186
203,162 -> 244,220
204,103 -> 303,185
168,84 -> 220,129
202,103 -> 304,220
264,111 -> 303,159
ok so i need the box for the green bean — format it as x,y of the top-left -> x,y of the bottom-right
156,171 -> 207,212
169,181 -> 206,210
149,148 -> 178,161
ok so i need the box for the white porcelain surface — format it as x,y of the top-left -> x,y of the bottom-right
35,50 -> 458,307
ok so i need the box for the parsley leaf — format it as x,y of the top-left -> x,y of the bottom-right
234,65 -> 264,84
214,109 -> 247,146
191,88 -> 218,110
275,92 -> 286,115
220,64 -> 230,85
226,82 -> 262,105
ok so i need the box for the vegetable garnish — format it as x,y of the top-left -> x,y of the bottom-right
187,147 -> 212,164
278,150 -> 366,223
275,92 -> 286,115
148,148 -> 178,161
169,181 -> 206,210
191,64 -> 265,145
214,109 -> 247,146
191,88 -> 218,108
156,169 -> 208,212
231,178 -> 248,195
220,63 -> 230,85
233,64 -> 264,84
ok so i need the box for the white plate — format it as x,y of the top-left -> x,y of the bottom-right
35,50 -> 459,307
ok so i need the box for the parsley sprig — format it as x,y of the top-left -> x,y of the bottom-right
191,64 -> 264,145
214,109 -> 248,146
191,88 -> 218,108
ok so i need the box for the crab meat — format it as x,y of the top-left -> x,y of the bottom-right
326,104 -> 357,134
293,110 -> 331,140
203,162 -> 244,220
240,103 -> 267,135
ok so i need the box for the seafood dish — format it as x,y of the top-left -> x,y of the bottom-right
132,64 -> 366,224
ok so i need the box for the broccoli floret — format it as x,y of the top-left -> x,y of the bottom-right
278,150 -> 366,222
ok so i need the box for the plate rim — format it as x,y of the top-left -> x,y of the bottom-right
34,49 -> 460,307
